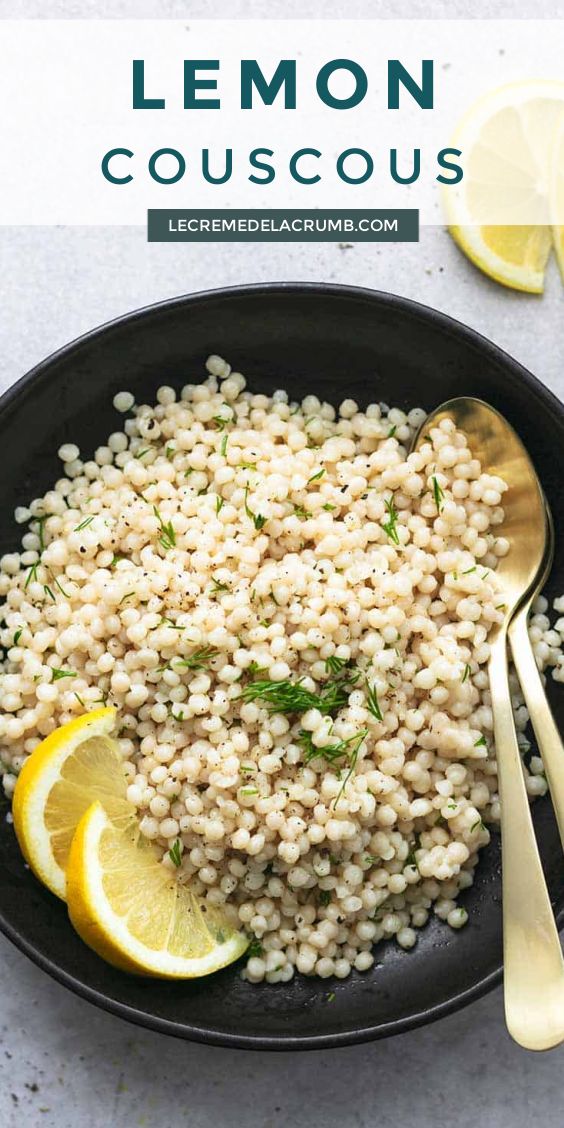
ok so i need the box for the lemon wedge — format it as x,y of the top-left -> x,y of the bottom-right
445,81 -> 564,292
550,114 -> 564,281
12,707 -> 132,900
67,801 -> 249,978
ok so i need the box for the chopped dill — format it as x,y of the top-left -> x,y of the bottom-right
247,937 -> 264,958
387,424 -> 397,438
244,487 -> 267,531
213,408 -> 233,432
220,434 -> 228,457
461,664 -> 471,684
382,496 -> 400,545
366,682 -> 383,721
52,574 -> 71,597
74,515 -> 95,532
51,667 -> 76,682
471,818 -> 486,833
240,663 -> 360,717
474,735 -> 487,748
24,562 -> 39,589
168,839 -> 182,867
432,476 -> 444,513
210,577 -> 230,594
215,495 -> 224,515
174,645 -> 218,671
307,469 -> 325,483
153,505 -> 176,551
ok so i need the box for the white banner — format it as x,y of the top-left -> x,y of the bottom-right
0,19 -> 563,225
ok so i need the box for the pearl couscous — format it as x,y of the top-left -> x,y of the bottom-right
1,355 -> 562,985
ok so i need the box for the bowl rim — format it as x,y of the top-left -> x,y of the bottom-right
1,280 -> 563,1051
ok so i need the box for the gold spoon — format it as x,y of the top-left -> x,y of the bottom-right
509,502 -> 564,848
414,397 -> 564,1052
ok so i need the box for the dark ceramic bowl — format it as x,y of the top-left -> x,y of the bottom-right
1,284 -> 563,1049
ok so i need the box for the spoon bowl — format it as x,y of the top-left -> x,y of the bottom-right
416,396 -> 548,620
415,396 -> 564,1051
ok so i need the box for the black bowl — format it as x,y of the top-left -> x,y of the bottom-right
1,283 -> 563,1050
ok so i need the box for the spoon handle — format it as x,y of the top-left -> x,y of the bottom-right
509,607 -> 564,850
489,631 -> 564,1051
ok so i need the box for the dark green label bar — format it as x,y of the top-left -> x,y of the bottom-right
147,209 -> 419,243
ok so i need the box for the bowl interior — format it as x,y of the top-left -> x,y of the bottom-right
1,284 -> 563,1049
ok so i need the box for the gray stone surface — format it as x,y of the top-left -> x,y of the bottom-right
1,3 -> 564,1126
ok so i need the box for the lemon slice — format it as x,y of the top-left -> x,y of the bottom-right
67,801 -> 249,978
445,81 -> 564,292
550,113 -> 564,280
12,707 -> 132,900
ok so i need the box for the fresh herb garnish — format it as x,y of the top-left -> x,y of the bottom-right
299,728 -> 368,804
366,682 -> 383,721
43,584 -> 56,602
382,496 -> 400,545
220,434 -> 228,457
174,645 -> 218,671
213,408 -> 232,432
387,424 -> 397,438
24,562 -> 40,589
215,495 -> 224,515
13,629 -> 23,646
134,448 -> 152,460
322,503 -> 336,511
432,476 -> 444,513
462,566 -> 476,575
292,504 -> 311,520
168,839 -> 182,867
51,667 -> 77,682
326,992 -> 336,1003
244,487 -> 267,531
36,515 -> 47,552
74,516 -> 95,532
474,735 -> 487,748
153,505 -> 176,551
240,786 -> 259,797
119,591 -> 135,605
461,664 -> 471,684
165,444 -> 175,461
299,727 -> 367,766
159,616 -> 184,631
405,835 -> 420,869
247,937 -> 264,959
240,666 -> 359,717
324,655 -> 349,675
74,693 -> 86,707
319,889 -> 332,907
471,818 -> 486,833
52,574 -> 70,598
210,577 -> 230,594
308,469 -> 326,483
